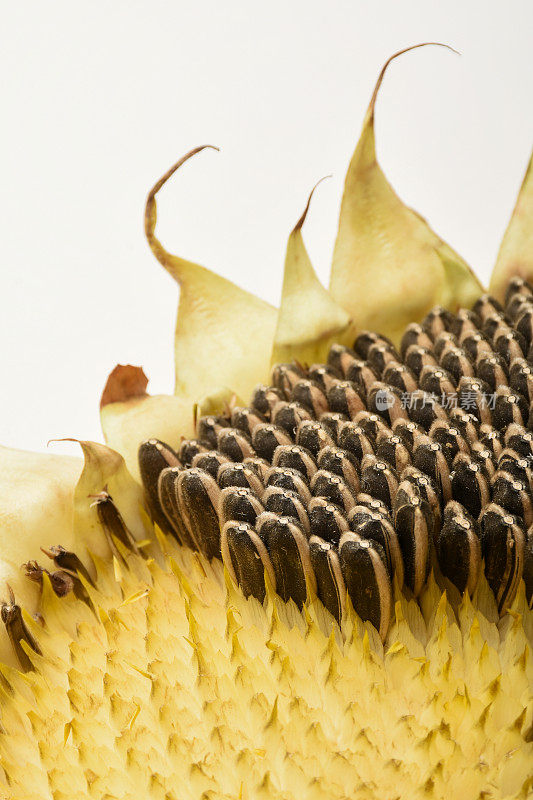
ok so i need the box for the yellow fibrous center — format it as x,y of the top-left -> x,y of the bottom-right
0,530 -> 531,800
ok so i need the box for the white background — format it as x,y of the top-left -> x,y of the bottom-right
1,1 -> 532,456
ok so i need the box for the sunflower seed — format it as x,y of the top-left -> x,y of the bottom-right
436,501 -> 481,595
262,486 -> 310,533
308,497 -> 349,543
252,423 -> 292,461
218,487 -> 265,526
450,453 -> 491,518
217,461 -> 264,493
479,503 -> 525,614
309,536 -> 346,623
393,490 -> 431,596
138,438 -> 181,535
338,533 -> 392,641
221,521 -> 275,603
257,513 -> 316,607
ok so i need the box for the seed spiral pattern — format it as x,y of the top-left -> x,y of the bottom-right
139,278 -> 533,640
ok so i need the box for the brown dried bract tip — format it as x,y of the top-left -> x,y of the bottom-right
91,489 -> 140,555
24,561 -> 75,598
1,585 -> 42,671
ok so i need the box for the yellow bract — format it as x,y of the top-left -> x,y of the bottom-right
490,152 -> 533,301
145,146 -> 278,402
329,45 -> 484,344
272,180 -> 352,365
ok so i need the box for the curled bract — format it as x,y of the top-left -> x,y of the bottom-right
329,44 -> 484,344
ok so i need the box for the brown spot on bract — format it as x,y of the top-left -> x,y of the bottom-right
100,365 -> 149,408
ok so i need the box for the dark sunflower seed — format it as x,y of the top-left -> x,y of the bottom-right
353,331 -> 394,359
367,382 -> 408,426
192,450 -> 230,481
250,385 -> 284,418
419,365 -> 456,399
460,331 -> 493,362
405,345 -> 439,378
265,467 -> 312,503
433,331 -> 460,360
396,471 -> 441,545
231,406 -> 266,437
218,486 -> 264,527
492,388 -> 528,429
174,467 -> 222,559
257,513 -> 316,607
217,427 -> 256,461
407,390 -> 448,431
310,469 -> 357,514
316,447 -> 360,493
391,418 -> 426,454
338,532 -> 392,641
505,276 -> 533,306
473,294 -> 505,322
497,449 -> 533,487
450,453 -> 491,518
440,347 -> 475,384
515,307 -> 533,347
307,363 -> 342,394
422,306 -> 455,339
319,411 -> 349,442
345,359 -> 379,400
448,408 -> 480,447
436,501 -> 481,595
337,421 -> 375,461
252,423 -> 292,461
456,376 -> 493,425
360,454 -> 399,508
309,536 -> 346,623
217,461 -> 264,493
475,354 -> 509,392
382,361 -> 418,394
271,401 -> 312,438
262,486 -> 310,533
494,329 -> 527,364
221,521 -> 276,603
478,424 -> 504,459
327,343 -> 358,376
327,380 -> 366,419
291,380 -> 329,417
479,503 -> 525,614
392,493 -> 431,596
308,497 -> 349,544
158,467 -> 195,547
491,470 -> 533,528
375,433 -> 411,473
348,507 -> 404,587
509,358 -> 533,403
400,323 -> 433,359
93,491 -> 139,553
429,420 -> 470,462
504,424 -> 533,459
367,342 -> 401,376
196,415 -> 230,448
352,411 -> 391,445
272,444 -> 317,482
413,439 -> 452,503
179,439 -> 209,467
138,438 -> 181,535
296,420 -> 335,457
242,457 -> 271,484
450,309 -> 481,339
